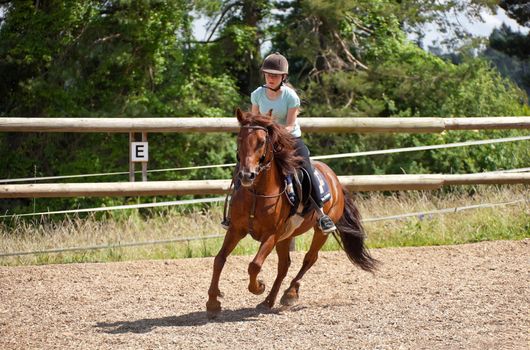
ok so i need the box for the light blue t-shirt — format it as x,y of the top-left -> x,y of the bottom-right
250,86 -> 302,137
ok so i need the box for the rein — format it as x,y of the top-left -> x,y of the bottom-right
246,185 -> 287,236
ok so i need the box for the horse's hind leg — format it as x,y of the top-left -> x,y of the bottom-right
206,229 -> 244,319
258,239 -> 292,309
248,234 -> 276,295
280,229 -> 328,306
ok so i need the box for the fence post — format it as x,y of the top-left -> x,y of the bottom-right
129,132 -> 135,182
142,132 -> 148,182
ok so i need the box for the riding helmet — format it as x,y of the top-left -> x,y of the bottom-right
261,52 -> 289,75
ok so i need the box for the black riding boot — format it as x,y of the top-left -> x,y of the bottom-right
308,168 -> 337,234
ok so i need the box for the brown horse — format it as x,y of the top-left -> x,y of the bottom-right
206,108 -> 377,318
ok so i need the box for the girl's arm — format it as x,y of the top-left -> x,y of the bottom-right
285,107 -> 299,132
251,104 -> 259,114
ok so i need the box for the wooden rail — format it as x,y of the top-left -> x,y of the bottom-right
0,173 -> 528,198
1,117 -> 528,199
1,117 -> 529,133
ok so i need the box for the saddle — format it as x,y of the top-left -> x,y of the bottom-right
229,163 -> 331,217
285,163 -> 332,216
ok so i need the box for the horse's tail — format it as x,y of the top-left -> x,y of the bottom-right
333,187 -> 378,272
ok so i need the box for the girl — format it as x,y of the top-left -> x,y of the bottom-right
222,52 -> 336,233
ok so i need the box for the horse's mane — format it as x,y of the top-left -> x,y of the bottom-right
237,109 -> 303,177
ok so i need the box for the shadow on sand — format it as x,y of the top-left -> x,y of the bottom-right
94,306 -> 300,334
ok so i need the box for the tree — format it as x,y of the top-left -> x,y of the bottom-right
483,24 -> 530,97
0,0 -> 241,214
499,0 -> 530,27
269,0 -> 529,177
194,0 -> 272,95
1,0 -> 189,116
1,0 -> 528,215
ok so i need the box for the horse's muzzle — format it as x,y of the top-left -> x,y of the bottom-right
238,170 -> 257,187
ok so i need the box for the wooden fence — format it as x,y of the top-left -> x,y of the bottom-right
0,116 -> 529,198
0,174 -> 528,198
1,116 -> 530,133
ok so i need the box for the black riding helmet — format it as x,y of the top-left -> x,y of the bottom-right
261,52 -> 288,91
261,52 -> 289,75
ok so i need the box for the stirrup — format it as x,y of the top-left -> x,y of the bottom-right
220,218 -> 231,230
319,215 -> 336,234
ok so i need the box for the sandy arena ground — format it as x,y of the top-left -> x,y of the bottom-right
1,239 -> 528,349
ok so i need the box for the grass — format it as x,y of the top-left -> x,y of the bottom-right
0,185 -> 528,266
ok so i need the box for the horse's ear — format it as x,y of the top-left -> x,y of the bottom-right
236,108 -> 244,123
267,109 -> 273,117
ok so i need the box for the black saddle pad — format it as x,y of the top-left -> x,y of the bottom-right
285,166 -> 331,212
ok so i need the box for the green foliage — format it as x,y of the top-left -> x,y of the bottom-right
0,0 -> 528,216
0,1 -> 242,214
1,1 -> 180,116
0,0 -> 243,116
195,0 -> 272,94
283,2 -> 528,177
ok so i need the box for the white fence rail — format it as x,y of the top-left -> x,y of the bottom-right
1,116 -> 529,198
0,173 -> 529,198
1,116 -> 530,133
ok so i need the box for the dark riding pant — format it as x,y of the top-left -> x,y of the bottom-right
293,137 -> 323,208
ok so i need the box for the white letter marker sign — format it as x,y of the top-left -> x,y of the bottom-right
130,142 -> 149,162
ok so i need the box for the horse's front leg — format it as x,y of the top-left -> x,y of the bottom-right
258,238 -> 291,309
248,234 -> 276,295
206,229 -> 244,319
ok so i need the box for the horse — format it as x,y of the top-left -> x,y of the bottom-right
206,108 -> 378,318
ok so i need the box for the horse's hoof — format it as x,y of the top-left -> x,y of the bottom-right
207,310 -> 220,320
256,301 -> 270,310
249,279 -> 266,295
257,299 -> 273,310
206,300 -> 221,319
280,291 -> 298,307
257,280 -> 266,294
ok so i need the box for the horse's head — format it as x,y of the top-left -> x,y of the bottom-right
235,108 -> 302,187
235,108 -> 273,187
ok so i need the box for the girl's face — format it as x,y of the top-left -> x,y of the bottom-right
264,72 -> 284,89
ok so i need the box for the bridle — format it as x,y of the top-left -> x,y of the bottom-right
228,124 -> 287,235
238,125 -> 274,175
